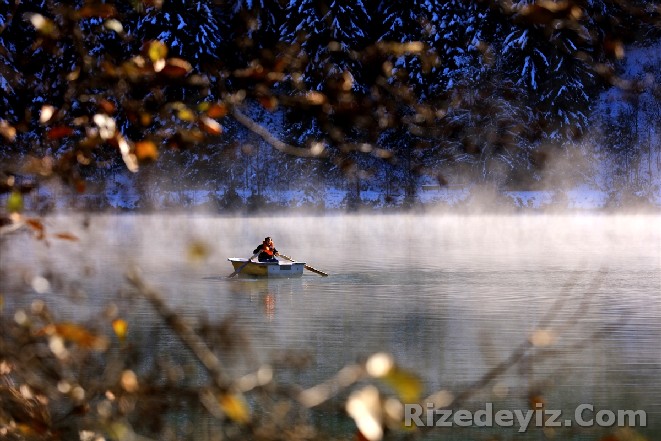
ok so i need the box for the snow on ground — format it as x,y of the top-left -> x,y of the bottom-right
504,191 -> 555,209
8,181 -> 660,213
565,187 -> 609,210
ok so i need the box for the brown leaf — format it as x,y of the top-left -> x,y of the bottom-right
160,58 -> 192,78
25,218 -> 45,239
206,103 -> 228,118
54,232 -> 79,241
39,323 -> 109,351
0,120 -> 17,142
258,96 -> 278,111
46,126 -> 74,140
78,4 -> 117,19
98,99 -> 116,114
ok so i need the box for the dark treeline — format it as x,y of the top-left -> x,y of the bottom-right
1,1 -> 661,210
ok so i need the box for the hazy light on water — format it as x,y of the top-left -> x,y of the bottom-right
1,213 -> 660,428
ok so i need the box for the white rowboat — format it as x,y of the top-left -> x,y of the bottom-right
227,258 -> 305,278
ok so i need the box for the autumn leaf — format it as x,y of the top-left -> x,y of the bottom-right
160,58 -> 192,78
75,179 -> 86,193
39,323 -> 109,351
78,4 -> 117,19
98,99 -> 116,114
0,120 -> 17,142
380,367 -> 422,403
39,105 -> 56,124
112,319 -> 128,343
205,103 -> 228,118
187,240 -> 211,262
120,370 -> 139,392
135,140 -> 159,161
146,40 -> 168,63
47,126 -> 75,139
26,13 -> 59,38
305,91 -> 327,106
25,218 -> 45,239
54,232 -> 79,241
258,96 -> 278,111
365,353 -> 422,402
7,191 -> 24,214
199,116 -> 222,136
219,393 -> 250,424
139,112 -> 152,126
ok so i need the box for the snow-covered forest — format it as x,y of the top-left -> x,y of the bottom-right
1,0 -> 661,211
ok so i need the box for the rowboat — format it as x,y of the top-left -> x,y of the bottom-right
227,258 -> 305,278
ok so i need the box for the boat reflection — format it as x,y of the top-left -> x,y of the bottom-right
226,278 -> 304,320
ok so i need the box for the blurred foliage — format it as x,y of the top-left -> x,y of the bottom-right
1,1 -> 661,439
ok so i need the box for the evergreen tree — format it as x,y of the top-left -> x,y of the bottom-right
0,2 -> 22,123
132,0 -> 223,72
280,0 -> 371,91
372,0 -> 434,94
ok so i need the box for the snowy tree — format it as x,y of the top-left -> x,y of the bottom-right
425,1 -> 493,97
0,2 -> 22,124
280,0 -> 371,91
371,0 -> 433,94
229,0 -> 286,50
132,0 -> 223,72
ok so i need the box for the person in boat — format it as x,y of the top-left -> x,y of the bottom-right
253,237 -> 279,262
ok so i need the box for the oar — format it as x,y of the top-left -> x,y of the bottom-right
228,253 -> 259,278
277,253 -> 329,277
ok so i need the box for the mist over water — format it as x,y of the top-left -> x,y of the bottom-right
1,213 -> 660,438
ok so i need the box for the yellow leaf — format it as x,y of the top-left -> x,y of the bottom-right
187,241 -> 211,262
380,367 -> 422,403
112,319 -> 128,342
219,393 -> 250,424
366,353 -> 422,403
7,190 -> 23,213
177,107 -> 196,122
147,40 -> 168,63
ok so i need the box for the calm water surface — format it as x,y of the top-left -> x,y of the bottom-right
2,213 -> 660,438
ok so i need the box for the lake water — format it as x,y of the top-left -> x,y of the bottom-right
1,213 -> 660,439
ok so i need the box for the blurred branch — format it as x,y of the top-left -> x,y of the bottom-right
232,107 -> 327,158
405,268 -> 612,440
126,268 -> 234,394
